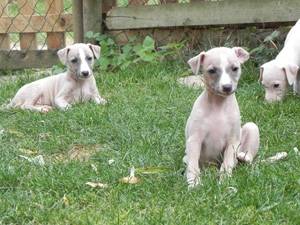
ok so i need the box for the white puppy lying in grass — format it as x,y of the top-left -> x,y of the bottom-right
8,43 -> 107,112
260,20 -> 300,102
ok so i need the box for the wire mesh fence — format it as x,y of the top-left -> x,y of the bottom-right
0,0 -> 73,52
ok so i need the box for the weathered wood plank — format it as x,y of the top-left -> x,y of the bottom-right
72,0 -> 84,43
46,0 -> 65,49
0,0 -> 9,49
106,0 -> 300,30
0,50 -> 59,69
0,14 -> 72,34
18,0 -> 37,50
103,0 -> 116,13
83,0 -> 102,43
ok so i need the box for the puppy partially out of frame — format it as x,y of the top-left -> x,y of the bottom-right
183,47 -> 260,188
260,19 -> 300,102
8,43 -> 107,112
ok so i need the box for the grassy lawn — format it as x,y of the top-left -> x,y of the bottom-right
0,61 -> 299,224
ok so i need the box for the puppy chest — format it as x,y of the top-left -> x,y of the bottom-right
200,117 -> 235,160
69,87 -> 93,102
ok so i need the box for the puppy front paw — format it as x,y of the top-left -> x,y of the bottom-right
219,165 -> 232,184
95,97 -> 107,105
40,105 -> 53,113
59,104 -> 71,111
187,177 -> 201,189
186,171 -> 201,189
237,152 -> 253,163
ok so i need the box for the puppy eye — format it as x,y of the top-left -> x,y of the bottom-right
87,56 -> 93,61
232,66 -> 239,72
207,68 -> 216,74
273,84 -> 280,88
71,58 -> 78,64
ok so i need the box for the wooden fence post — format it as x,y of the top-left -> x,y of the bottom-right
45,0 -> 65,49
72,0 -> 84,43
0,0 -> 10,49
83,0 -> 102,43
18,0 -> 37,50
103,0 -> 116,13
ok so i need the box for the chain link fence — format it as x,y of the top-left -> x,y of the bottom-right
0,0 -> 73,52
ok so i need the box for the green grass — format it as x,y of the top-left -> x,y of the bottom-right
0,61 -> 300,224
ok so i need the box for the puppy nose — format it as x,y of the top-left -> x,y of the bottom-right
222,84 -> 232,93
81,71 -> 89,77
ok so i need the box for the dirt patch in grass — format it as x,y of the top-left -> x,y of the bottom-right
50,144 -> 103,163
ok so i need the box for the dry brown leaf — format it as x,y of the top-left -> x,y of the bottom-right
119,176 -> 140,184
19,148 -> 37,155
262,152 -> 288,163
86,182 -> 108,188
8,129 -> 24,137
119,167 -> 141,184
62,194 -> 69,206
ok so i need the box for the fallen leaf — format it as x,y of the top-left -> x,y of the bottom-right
62,194 -> 69,206
8,129 -> 24,138
38,133 -> 51,140
91,164 -> 98,173
19,155 -> 45,166
119,167 -> 141,184
119,176 -> 140,184
262,152 -> 288,163
293,147 -> 300,156
227,186 -> 238,194
19,148 -> 37,155
177,75 -> 204,89
136,166 -> 171,175
86,182 -> 108,188
108,159 -> 115,165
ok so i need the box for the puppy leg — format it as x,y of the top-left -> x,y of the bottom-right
93,95 -> 107,105
21,104 -> 52,113
237,122 -> 260,163
185,135 -> 202,188
220,142 -> 239,177
54,97 -> 71,110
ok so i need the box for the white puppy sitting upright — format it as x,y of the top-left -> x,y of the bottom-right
260,20 -> 300,102
8,43 -> 106,112
184,47 -> 260,188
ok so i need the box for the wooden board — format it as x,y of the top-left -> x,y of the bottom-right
45,0 -> 65,49
0,0 -> 9,49
106,0 -> 300,30
18,0 -> 37,50
0,50 -> 59,69
0,14 -> 72,34
83,0 -> 102,43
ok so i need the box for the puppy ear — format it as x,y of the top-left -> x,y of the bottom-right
57,47 -> 70,65
187,52 -> 205,75
282,64 -> 299,85
88,44 -> 101,59
259,66 -> 264,82
232,47 -> 250,64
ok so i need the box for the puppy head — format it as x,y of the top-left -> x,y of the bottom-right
260,61 -> 299,102
188,47 -> 249,97
57,43 -> 101,79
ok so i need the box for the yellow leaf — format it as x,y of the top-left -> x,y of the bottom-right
86,182 -> 108,188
